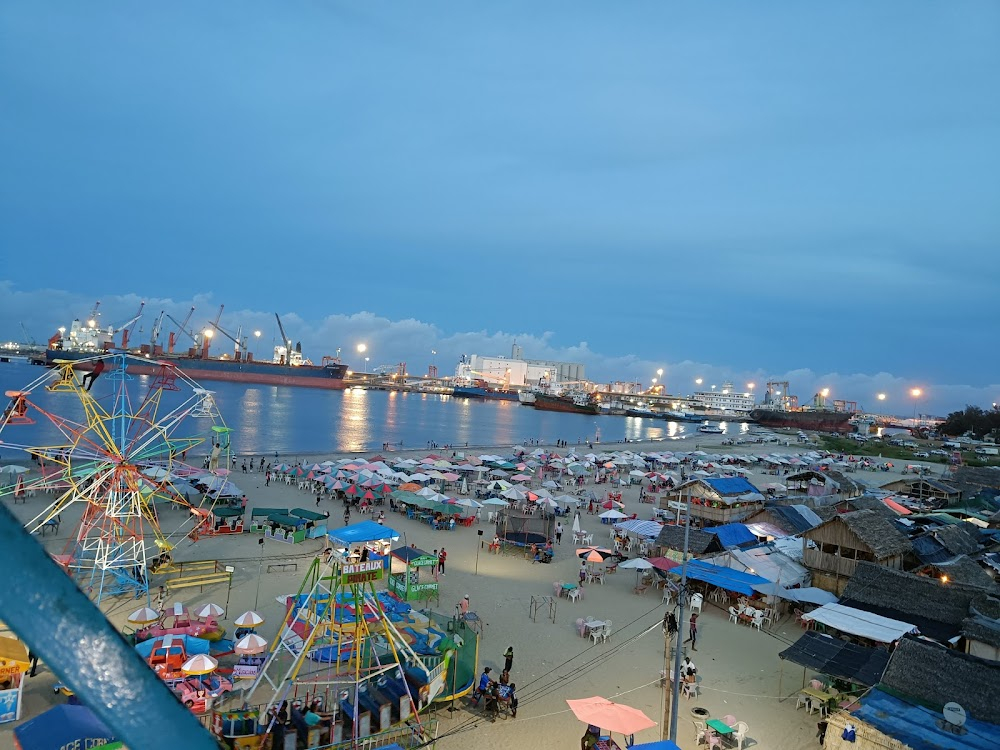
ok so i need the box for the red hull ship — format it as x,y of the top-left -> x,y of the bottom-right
749,408 -> 853,433
531,392 -> 601,415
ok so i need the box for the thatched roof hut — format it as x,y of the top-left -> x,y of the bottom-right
654,525 -> 721,556
841,561 -> 985,643
879,477 -> 962,504
881,638 -> 1000,724
825,469 -> 866,498
922,555 -> 996,589
947,466 -> 1000,502
801,510 -> 912,595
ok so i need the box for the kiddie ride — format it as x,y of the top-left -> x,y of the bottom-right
135,603 -> 227,643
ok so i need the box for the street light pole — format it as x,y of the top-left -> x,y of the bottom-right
253,538 -> 265,609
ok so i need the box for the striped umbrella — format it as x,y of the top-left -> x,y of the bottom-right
181,654 -> 219,676
234,633 -> 269,655
194,603 -> 225,619
127,607 -> 160,625
234,610 -> 265,628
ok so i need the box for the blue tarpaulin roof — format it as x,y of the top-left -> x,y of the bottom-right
854,689 -> 1000,750
679,559 -> 768,595
630,742 -> 681,750
702,477 -> 760,496
327,520 -> 399,546
704,523 -> 756,548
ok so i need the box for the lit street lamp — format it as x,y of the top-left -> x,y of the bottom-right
364,357 -> 370,373
910,388 -> 923,421
253,330 -> 261,358
695,378 -> 703,386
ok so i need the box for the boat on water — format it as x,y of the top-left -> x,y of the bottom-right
518,390 -> 536,405
451,379 -> 520,402
46,312 -> 349,390
532,392 -> 601,415
697,424 -> 724,434
749,408 -> 853,433
625,407 -> 658,418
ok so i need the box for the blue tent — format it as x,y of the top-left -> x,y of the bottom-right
703,523 -> 756,549
680,560 -> 768,595
854,689 -> 1000,750
328,520 -> 399,546
14,705 -> 118,749
630,742 -> 681,750
134,633 -> 212,658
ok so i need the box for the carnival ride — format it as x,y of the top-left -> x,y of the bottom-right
244,556 -> 463,745
0,353 -> 230,605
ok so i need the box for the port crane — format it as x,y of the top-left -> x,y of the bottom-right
165,308 -> 196,353
116,302 -> 145,349
19,323 -> 36,346
274,314 -> 296,366
207,320 -> 248,358
148,311 -> 165,348
200,305 -> 224,358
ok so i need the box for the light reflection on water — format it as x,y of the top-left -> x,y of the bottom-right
0,363 -> 750,456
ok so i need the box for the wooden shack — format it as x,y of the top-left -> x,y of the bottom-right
878,477 -> 961,505
658,477 -> 764,526
800,510 -> 911,595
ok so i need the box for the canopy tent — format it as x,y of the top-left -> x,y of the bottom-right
801,603 -> 918,643
702,547 -> 810,587
613,519 -> 663,538
328,520 -> 399,546
676,559 -> 769,596
778,631 -> 891,687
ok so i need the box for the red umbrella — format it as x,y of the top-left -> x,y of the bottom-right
363,491 -> 376,501
345,484 -> 360,496
647,556 -> 680,572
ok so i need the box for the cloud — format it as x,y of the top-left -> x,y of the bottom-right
2,282 -> 995,417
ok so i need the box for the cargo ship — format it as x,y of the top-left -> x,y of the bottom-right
748,408 -> 853,433
451,379 -> 520,402
531,392 -> 601,415
46,313 -> 349,390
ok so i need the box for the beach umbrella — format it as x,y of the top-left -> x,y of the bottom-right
572,515 -> 581,534
181,653 -> 219,675
235,633 -> 269,655
127,606 -> 160,625
234,610 -> 265,628
460,477 -> 469,494
194,603 -> 225,619
577,547 -> 615,563
619,556 -> 655,584
482,498 -> 509,506
566,696 -> 657,735
647,557 -> 680,572
0,464 -> 29,474
599,509 -> 627,520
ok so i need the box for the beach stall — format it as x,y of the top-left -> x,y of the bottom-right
290,508 -> 329,539
248,507 -> 283,533
328,520 -> 399,567
264,513 -> 308,544
0,637 -> 29,724
387,546 -> 440,603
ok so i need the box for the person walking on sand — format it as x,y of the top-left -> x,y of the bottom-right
555,521 -> 563,545
684,612 -> 699,651
438,547 -> 447,576
503,646 -> 514,674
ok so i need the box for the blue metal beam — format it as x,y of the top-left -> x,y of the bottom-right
0,502 -> 217,749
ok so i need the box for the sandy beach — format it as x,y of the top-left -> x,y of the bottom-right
1,430 -> 927,750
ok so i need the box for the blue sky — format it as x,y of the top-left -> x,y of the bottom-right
1,2 -> 998,415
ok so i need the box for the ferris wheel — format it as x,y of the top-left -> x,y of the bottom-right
0,352 -> 230,604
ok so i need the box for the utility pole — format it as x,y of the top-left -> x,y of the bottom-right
661,616 -> 673,739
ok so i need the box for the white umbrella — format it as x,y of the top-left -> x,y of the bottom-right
194,603 -> 225,619
599,509 -> 627,520
0,465 -> 29,474
618,558 -> 654,570
181,654 -> 219,675
572,515 -> 581,534
234,633 -> 269,655
234,610 -> 265,628
127,607 -> 160,625
453,497 -> 482,509
482,498 -> 509,507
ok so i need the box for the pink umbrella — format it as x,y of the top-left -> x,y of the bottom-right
566,696 -> 657,735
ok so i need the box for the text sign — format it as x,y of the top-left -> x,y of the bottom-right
340,560 -> 383,585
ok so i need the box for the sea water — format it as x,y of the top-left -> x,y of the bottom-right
0,361 -> 746,457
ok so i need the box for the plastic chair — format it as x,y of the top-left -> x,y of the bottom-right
706,730 -> 722,749
662,589 -> 673,606
810,678 -> 824,691
683,679 -> 698,700
795,692 -> 809,711
569,588 -> 582,603
807,697 -> 826,716
589,626 -> 604,645
750,613 -> 764,632
576,618 -> 587,637
722,714 -> 737,727
692,720 -> 707,746
553,581 -> 564,597
690,593 -> 703,614
728,606 -> 739,624
600,621 -> 613,643
733,721 -> 749,750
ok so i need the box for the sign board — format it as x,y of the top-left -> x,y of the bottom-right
232,664 -> 260,680
0,687 -> 21,723
339,560 -> 383,585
